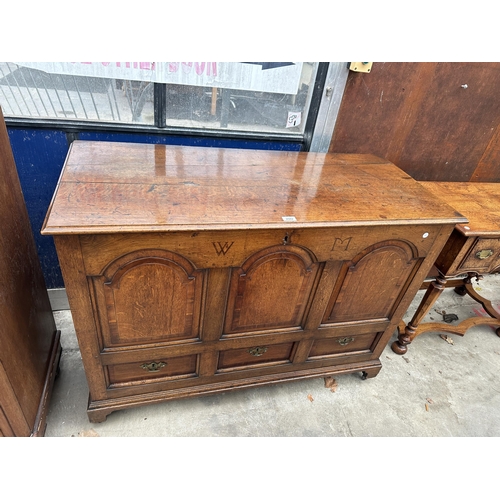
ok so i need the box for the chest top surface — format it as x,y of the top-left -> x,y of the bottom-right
420,182 -> 500,237
41,141 -> 466,235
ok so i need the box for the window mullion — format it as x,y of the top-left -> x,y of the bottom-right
154,83 -> 167,128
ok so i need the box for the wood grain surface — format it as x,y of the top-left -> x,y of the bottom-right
0,107 -> 60,436
42,141 -> 466,234
329,62 -> 500,182
420,182 -> 500,236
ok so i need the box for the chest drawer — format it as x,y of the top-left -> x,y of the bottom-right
456,237 -> 500,274
308,331 -> 381,359
217,342 -> 295,371
107,354 -> 198,388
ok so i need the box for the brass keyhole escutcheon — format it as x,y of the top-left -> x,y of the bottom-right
248,346 -> 268,357
476,249 -> 494,260
141,361 -> 167,372
337,337 -> 355,346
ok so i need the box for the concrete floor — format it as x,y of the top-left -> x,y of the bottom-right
44,274 -> 500,437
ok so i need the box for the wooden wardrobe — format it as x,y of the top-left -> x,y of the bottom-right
0,107 -> 61,436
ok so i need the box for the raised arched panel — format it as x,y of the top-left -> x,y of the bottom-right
323,240 -> 419,324
99,250 -> 203,346
224,245 -> 318,335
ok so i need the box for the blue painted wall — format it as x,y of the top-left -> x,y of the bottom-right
8,128 -> 69,289
8,126 -> 302,288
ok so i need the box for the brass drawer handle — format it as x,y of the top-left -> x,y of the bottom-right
476,249 -> 494,260
248,346 -> 268,357
337,337 -> 355,346
141,361 -> 167,372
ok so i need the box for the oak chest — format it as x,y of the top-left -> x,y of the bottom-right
42,142 -> 466,422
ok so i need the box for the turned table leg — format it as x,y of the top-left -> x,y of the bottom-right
455,273 -> 499,318
454,272 -> 478,297
392,275 -> 447,354
455,273 -> 500,338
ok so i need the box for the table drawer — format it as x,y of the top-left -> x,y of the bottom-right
106,354 -> 198,387
457,237 -> 500,273
217,342 -> 295,371
308,332 -> 380,359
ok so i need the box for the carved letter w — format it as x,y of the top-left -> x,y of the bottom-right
212,242 -> 234,256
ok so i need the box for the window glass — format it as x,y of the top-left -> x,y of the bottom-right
0,62 -> 154,124
163,62 -> 317,134
0,62 -> 318,135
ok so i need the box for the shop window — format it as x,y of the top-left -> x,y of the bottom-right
0,62 -> 319,136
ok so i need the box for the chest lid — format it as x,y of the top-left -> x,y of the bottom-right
42,141 -> 467,235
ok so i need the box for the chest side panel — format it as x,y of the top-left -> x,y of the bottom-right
70,224 -> 451,399
323,239 -> 421,325
93,249 -> 204,348
223,245 -> 320,335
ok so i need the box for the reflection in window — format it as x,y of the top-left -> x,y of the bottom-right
0,62 -> 318,135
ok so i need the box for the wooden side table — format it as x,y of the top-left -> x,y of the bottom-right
392,182 -> 500,355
